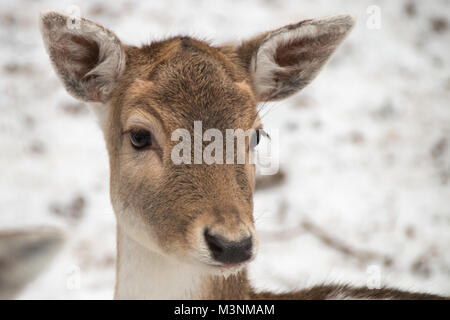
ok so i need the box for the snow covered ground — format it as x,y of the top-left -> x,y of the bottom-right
0,0 -> 449,299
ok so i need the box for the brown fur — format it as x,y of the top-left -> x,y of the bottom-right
250,285 -> 446,300
106,39 -> 258,259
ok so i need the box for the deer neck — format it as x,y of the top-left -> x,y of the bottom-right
115,228 -> 251,299
115,229 -> 201,299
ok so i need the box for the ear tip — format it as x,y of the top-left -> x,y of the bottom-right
39,10 -> 70,30
334,14 -> 357,30
39,10 -> 66,20
313,14 -> 356,37
343,14 -> 357,25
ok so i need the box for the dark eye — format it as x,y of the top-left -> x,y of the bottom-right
129,129 -> 152,149
249,130 -> 261,150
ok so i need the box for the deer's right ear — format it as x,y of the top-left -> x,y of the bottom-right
236,15 -> 355,102
39,11 -> 125,103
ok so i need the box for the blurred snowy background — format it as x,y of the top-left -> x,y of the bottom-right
0,0 -> 449,299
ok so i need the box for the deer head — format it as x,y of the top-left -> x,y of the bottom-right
40,11 -> 354,276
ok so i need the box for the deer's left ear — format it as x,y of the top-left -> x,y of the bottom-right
236,15 -> 355,102
39,11 -> 125,103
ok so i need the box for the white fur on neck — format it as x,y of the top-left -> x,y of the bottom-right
115,230 -> 203,300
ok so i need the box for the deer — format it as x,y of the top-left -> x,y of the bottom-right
0,227 -> 65,299
38,11 -> 445,300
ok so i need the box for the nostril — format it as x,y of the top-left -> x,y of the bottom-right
204,231 -> 225,255
204,229 -> 253,265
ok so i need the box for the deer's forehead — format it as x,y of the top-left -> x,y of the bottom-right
120,69 -> 257,132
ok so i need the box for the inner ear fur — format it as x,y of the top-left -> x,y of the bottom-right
39,11 -> 126,103
236,15 -> 355,102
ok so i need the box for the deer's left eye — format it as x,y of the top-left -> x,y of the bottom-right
129,129 -> 152,150
250,129 -> 270,150
250,130 -> 260,150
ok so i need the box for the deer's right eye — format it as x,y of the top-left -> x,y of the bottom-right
129,129 -> 152,150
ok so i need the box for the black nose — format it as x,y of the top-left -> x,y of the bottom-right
204,230 -> 253,264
